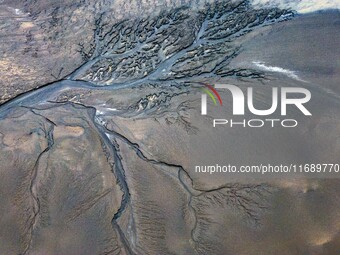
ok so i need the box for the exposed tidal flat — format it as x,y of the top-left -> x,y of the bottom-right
0,0 -> 339,254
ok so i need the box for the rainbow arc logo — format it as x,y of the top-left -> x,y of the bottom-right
197,83 -> 222,115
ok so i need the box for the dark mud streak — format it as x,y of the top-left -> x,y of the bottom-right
112,222 -> 136,255
110,139 -> 131,223
87,106 -> 136,254
16,101 -> 136,254
22,109 -> 56,255
91,119 -> 134,253
99,119 -> 202,250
